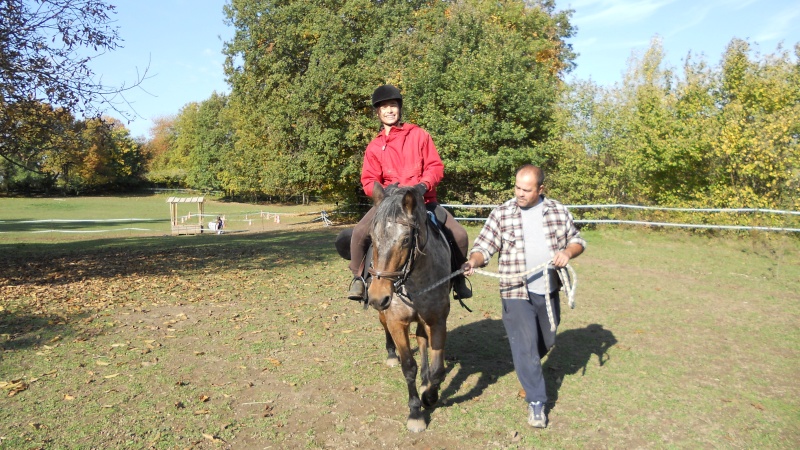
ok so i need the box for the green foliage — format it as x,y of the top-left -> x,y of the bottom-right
0,100 -> 147,194
214,0 -> 573,202
547,37 -> 800,211
398,0 -> 575,203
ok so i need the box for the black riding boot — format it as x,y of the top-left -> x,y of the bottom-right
452,274 -> 472,299
449,242 -> 472,299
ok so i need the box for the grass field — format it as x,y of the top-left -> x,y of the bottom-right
1,196 -> 799,449
0,194 -> 331,244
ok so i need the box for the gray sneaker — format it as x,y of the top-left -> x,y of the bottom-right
527,401 -> 547,428
347,278 -> 365,301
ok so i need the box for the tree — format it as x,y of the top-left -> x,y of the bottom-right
550,37 -> 799,212
175,93 -> 233,192
1,0 -> 148,168
142,115 -> 184,187
222,0 -> 574,202
399,0 -> 575,203
0,101 -> 83,192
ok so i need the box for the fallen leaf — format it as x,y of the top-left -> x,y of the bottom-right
202,433 -> 225,442
1,379 -> 29,396
96,360 -> 111,366
63,394 -> 75,401
103,373 -> 120,379
751,403 -> 765,410
194,409 -> 210,415
267,358 -> 282,366
199,395 -> 210,402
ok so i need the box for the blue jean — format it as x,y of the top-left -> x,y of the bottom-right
501,291 -> 561,404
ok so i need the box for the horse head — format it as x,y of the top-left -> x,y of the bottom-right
367,183 -> 428,311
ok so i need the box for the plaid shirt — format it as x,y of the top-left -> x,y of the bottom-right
469,196 -> 586,301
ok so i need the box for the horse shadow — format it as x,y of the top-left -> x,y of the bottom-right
438,320 -> 617,409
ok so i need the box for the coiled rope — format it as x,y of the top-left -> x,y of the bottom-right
409,261 -> 577,332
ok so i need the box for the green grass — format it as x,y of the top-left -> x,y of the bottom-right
1,196 -> 799,448
0,194 -> 332,245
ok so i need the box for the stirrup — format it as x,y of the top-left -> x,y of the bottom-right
347,277 -> 366,301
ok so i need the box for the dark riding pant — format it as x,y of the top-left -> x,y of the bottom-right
502,291 -> 561,404
348,203 -> 468,276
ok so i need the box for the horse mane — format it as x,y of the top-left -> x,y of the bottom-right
373,185 -> 426,228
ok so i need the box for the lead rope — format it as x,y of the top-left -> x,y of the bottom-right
409,262 -> 577,332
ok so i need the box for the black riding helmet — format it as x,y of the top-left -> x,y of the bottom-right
371,85 -> 403,108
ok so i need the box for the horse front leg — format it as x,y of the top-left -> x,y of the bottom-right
420,320 -> 447,408
415,323 -> 431,401
386,318 -> 425,432
379,311 -> 399,367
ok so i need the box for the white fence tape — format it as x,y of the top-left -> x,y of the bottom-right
2,204 -> 798,234
443,204 -> 800,233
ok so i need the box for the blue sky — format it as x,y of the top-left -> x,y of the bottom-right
94,0 -> 800,139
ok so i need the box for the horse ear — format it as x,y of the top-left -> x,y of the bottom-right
372,182 -> 385,205
402,189 -> 417,216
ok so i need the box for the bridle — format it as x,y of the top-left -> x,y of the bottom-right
368,217 -> 426,296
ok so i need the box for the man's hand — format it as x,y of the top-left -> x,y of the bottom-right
552,243 -> 584,267
461,253 -> 484,276
552,250 -> 571,268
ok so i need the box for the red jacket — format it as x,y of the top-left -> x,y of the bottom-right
360,123 -> 444,204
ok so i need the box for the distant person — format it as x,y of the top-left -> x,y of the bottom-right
347,84 -> 471,301
216,216 -> 223,235
461,164 -> 586,428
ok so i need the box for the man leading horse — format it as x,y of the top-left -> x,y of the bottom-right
346,84 -> 472,301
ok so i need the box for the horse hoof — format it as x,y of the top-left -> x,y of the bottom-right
385,357 -> 399,367
406,418 -> 426,433
422,389 -> 439,408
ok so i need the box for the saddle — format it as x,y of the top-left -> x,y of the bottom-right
334,210 -> 460,285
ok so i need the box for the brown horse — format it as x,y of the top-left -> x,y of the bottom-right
367,183 -> 452,432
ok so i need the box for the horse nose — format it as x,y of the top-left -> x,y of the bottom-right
368,294 -> 392,311
367,280 -> 393,311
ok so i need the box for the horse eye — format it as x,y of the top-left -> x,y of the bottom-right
402,236 -> 410,247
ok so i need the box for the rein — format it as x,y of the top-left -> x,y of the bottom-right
409,262 -> 578,333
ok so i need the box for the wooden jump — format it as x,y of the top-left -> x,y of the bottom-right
167,196 -> 205,235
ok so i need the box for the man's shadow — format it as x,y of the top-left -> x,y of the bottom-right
542,323 -> 617,407
440,320 -> 616,408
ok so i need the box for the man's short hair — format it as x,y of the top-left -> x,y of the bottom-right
516,164 -> 544,186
